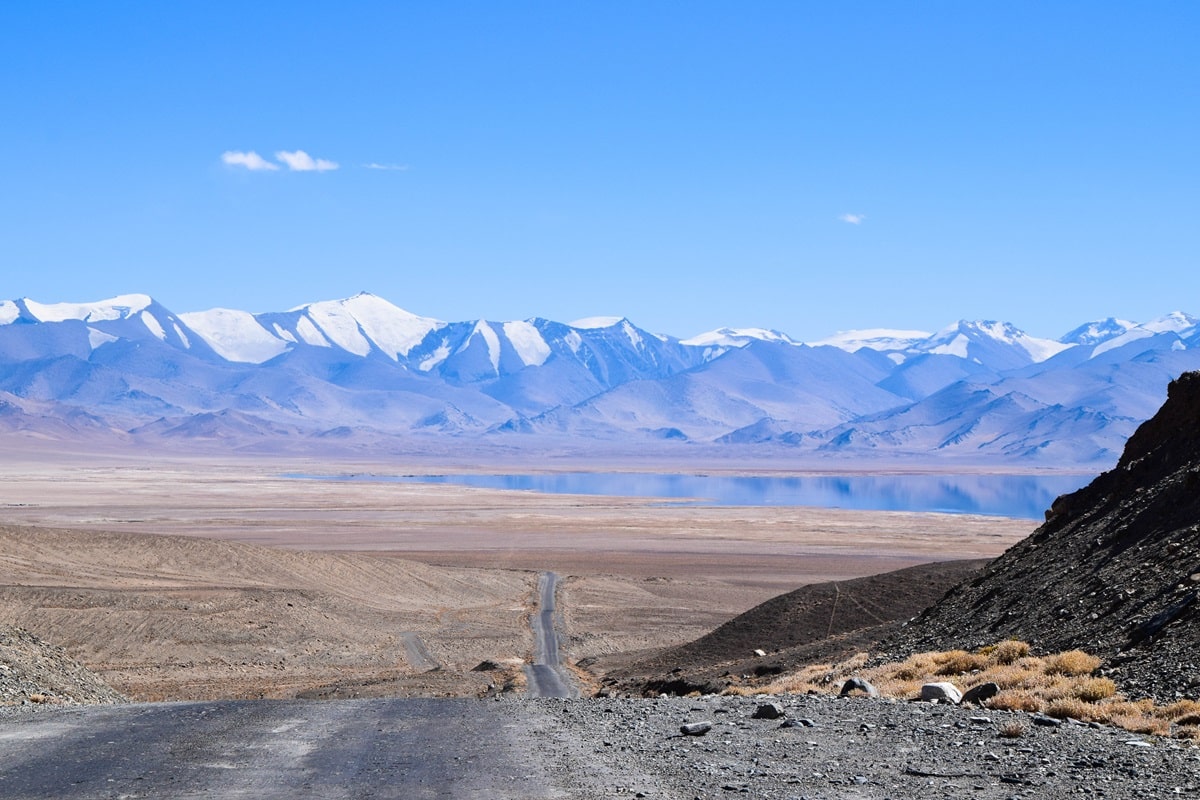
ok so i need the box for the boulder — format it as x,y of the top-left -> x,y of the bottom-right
919,682 -> 962,704
751,702 -> 785,720
839,677 -> 879,697
961,681 -> 1000,705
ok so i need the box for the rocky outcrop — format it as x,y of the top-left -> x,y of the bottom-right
0,625 -> 125,708
889,371 -> 1200,702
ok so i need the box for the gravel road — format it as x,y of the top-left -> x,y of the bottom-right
2,694 -> 1197,799
526,571 -> 578,699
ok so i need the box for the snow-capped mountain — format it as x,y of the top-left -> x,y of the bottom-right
2,291 -> 1199,467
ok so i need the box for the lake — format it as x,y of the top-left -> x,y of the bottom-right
295,472 -> 1094,519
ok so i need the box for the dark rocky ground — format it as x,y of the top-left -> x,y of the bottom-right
0,625 -> 125,708
541,693 -> 1200,799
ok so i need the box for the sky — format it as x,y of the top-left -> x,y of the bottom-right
1,2 -> 1196,341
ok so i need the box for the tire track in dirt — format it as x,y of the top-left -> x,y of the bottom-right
398,632 -> 439,672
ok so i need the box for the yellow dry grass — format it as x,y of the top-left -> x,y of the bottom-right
743,641 -> 1199,740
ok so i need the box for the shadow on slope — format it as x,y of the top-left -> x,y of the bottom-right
594,560 -> 988,696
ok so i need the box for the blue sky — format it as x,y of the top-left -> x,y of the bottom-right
1,2 -> 1196,341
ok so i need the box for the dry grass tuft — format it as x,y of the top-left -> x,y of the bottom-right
989,689 -> 1041,713
988,640 -> 1031,665
1109,715 -> 1171,736
1045,697 -> 1094,721
934,649 -> 988,676
997,720 -> 1027,738
1072,677 -> 1117,703
755,641 -> 1196,739
1043,650 -> 1101,677
1158,699 -> 1200,722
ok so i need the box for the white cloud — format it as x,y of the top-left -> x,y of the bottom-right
222,150 -> 279,171
839,213 -> 866,225
275,150 -> 339,172
363,162 -> 410,171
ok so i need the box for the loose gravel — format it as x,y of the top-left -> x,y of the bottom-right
525,693 -> 1200,799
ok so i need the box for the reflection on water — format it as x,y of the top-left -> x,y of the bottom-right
301,472 -> 1094,520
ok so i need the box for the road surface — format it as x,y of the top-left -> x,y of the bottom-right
525,572 -> 578,698
0,699 -> 564,799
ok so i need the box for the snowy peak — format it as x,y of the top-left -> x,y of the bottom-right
681,327 -> 799,349
1086,312 -> 1199,359
917,320 -> 1072,364
9,294 -> 198,354
1059,317 -> 1137,346
809,328 -> 931,353
569,316 -> 625,330
1142,311 -> 1198,334
0,301 -> 21,326
288,293 -> 445,360
20,294 -> 155,324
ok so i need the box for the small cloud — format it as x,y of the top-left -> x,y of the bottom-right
363,162 -> 410,171
275,150 -> 339,172
839,213 -> 866,225
222,150 -> 279,171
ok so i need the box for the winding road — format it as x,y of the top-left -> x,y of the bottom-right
525,572 -> 578,699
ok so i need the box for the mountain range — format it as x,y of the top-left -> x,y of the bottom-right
2,293 -> 1197,467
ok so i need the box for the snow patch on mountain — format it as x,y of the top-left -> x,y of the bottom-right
140,311 -> 167,341
419,342 -> 452,372
24,294 -> 153,323
570,316 -> 623,329
299,301 -> 373,356
294,316 -> 329,347
564,330 -> 583,354
622,321 -> 643,348
809,328 -> 931,352
682,327 -> 799,348
0,301 -> 18,326
502,320 -> 551,366
928,332 -> 971,358
87,328 -> 119,349
178,308 -> 289,363
459,321 -> 501,372
1059,318 -> 1137,346
1143,311 -> 1198,334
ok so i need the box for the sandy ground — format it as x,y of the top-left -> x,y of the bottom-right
0,456 -> 1036,699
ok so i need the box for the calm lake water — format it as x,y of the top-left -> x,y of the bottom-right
298,472 -> 1094,519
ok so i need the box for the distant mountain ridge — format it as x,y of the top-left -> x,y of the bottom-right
2,292 -> 1198,467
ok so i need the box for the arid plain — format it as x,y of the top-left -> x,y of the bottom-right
0,451 -> 1037,701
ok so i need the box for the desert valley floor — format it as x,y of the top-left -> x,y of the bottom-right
0,452 -> 1036,701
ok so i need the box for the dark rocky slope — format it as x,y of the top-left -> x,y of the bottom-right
598,560 -> 988,695
0,625 -> 125,708
888,371 -> 1200,701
